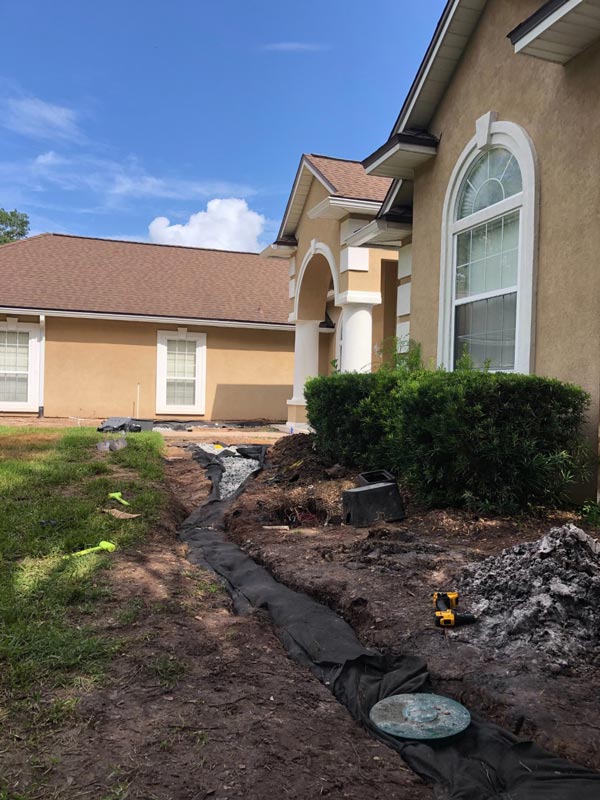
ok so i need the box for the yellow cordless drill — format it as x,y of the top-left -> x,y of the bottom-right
433,591 -> 477,628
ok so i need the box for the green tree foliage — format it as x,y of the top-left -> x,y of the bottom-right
305,359 -> 591,514
0,208 -> 30,244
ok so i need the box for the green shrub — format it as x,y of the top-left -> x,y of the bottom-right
304,370 -> 395,467
305,368 -> 590,513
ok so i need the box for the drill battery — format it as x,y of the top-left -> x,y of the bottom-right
433,591 -> 477,628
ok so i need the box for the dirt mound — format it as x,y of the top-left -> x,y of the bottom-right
456,524 -> 600,670
268,433 -> 344,483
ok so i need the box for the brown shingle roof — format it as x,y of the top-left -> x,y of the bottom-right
305,154 -> 392,202
0,234 -> 291,326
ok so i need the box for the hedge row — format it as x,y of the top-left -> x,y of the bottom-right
304,369 -> 590,513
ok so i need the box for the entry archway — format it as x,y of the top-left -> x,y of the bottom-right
293,241 -> 339,322
288,244 -> 340,423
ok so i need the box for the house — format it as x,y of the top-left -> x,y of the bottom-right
0,233 -> 294,421
266,0 -> 600,473
262,154 -> 410,430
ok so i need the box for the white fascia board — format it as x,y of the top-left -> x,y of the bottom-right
514,0 -> 583,53
394,0 -> 487,134
396,0 -> 461,133
345,219 -> 412,248
260,243 -> 297,259
364,141 -> 437,178
0,307 -> 294,332
381,179 -> 403,215
307,196 -> 381,220
279,157 -> 337,238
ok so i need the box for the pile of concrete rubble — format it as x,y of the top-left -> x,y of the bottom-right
456,524 -> 600,670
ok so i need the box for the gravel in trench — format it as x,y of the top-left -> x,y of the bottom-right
196,443 -> 261,499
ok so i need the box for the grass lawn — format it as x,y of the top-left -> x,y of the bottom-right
0,428 -> 167,730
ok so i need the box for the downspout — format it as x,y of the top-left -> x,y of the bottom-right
38,314 -> 45,418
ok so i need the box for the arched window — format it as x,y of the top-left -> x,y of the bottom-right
438,117 -> 537,373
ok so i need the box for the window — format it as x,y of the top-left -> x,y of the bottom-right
156,330 -> 206,414
0,331 -> 29,402
438,117 -> 537,374
454,148 -> 522,369
0,322 -> 41,412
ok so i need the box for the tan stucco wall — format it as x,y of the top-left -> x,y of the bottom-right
42,317 -> 294,421
294,180 -> 341,289
410,0 -> 600,452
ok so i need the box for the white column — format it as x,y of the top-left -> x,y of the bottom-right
289,320 -> 320,404
340,303 -> 375,373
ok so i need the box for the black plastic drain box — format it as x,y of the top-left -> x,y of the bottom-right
343,481 -> 405,527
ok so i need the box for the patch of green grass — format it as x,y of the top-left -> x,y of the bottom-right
146,654 -> 187,688
108,432 -> 165,480
0,428 -> 167,695
194,578 -> 223,596
116,597 -> 145,626
20,696 -> 80,732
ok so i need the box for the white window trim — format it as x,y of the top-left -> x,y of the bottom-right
156,330 -> 207,415
437,117 -> 538,374
0,320 -> 41,413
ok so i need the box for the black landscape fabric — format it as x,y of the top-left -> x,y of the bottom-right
180,497 -> 600,799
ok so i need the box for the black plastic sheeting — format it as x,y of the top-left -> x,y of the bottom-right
179,478 -> 600,799
186,444 -> 268,503
97,418 -> 275,432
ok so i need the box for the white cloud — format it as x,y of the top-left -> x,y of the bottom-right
261,42 -> 328,52
148,199 -> 266,252
33,150 -> 69,167
2,96 -> 82,142
0,151 -> 255,207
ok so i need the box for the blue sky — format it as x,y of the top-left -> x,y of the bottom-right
0,1 -> 445,251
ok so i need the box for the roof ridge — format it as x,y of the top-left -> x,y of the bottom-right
307,153 -> 364,165
0,232 -> 52,251
42,232 -> 266,258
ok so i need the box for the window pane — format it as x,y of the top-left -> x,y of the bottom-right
166,379 -> 196,406
454,211 -> 519,300
166,339 -> 196,379
502,157 -> 523,198
457,147 -> 523,219
457,229 -> 471,267
473,179 -> 504,213
454,293 -> 516,370
0,374 -> 28,402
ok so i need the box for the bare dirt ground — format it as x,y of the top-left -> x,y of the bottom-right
225,435 -> 600,773
6,428 -> 598,799
2,441 -> 430,800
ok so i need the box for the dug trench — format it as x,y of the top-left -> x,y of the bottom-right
196,434 -> 600,795
1,444 -> 430,800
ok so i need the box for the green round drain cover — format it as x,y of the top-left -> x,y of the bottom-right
369,693 -> 471,740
